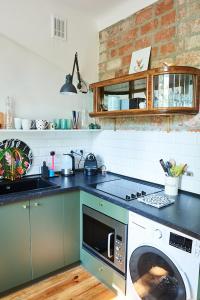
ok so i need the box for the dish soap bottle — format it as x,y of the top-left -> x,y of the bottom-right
41,161 -> 49,178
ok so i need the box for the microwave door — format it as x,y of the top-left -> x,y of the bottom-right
83,212 -> 115,263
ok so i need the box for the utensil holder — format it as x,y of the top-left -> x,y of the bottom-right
165,176 -> 179,196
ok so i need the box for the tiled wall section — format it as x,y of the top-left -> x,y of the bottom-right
92,131 -> 200,194
0,131 -> 94,175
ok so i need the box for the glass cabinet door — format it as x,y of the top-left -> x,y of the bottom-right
100,78 -> 147,111
153,74 -> 194,108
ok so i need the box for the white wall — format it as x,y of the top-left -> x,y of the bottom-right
92,131 -> 200,194
0,0 -> 98,119
97,0 -> 156,30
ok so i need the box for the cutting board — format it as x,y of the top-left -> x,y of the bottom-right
0,112 -> 4,128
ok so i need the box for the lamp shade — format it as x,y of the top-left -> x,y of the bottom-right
60,74 -> 77,95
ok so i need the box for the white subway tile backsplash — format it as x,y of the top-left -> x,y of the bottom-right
92,130 -> 200,194
0,131 -> 94,175
1,130 -> 199,194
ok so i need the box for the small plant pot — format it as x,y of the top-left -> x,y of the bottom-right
165,176 -> 179,196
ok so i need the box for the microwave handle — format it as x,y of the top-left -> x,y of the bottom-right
107,232 -> 114,258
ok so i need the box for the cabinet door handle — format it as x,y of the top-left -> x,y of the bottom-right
33,202 -> 40,207
107,232 -> 114,258
99,202 -> 103,207
22,204 -> 29,209
98,267 -> 103,272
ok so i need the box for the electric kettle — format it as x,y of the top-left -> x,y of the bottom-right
61,153 -> 75,176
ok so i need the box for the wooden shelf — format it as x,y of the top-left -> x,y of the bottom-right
89,66 -> 200,118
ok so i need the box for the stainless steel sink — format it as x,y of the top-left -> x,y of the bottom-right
0,177 -> 60,195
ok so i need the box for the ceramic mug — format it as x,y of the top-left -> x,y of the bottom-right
60,119 -> 68,129
139,101 -> 146,109
48,122 -> 55,130
22,119 -> 31,130
14,118 -> 22,130
53,119 -> 61,129
36,120 -> 48,130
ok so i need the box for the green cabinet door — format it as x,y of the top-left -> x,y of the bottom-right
63,191 -> 80,265
30,195 -> 64,279
0,201 -> 31,292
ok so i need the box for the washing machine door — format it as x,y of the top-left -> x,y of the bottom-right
129,246 -> 187,300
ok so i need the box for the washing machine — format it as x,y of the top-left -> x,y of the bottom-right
126,211 -> 200,300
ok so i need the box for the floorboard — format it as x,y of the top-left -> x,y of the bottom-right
1,266 -> 119,300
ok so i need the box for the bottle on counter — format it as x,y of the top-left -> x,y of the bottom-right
41,161 -> 49,178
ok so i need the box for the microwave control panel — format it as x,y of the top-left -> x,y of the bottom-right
115,234 -> 125,268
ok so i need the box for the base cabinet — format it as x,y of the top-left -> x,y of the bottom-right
0,192 -> 80,293
30,195 -> 64,279
63,191 -> 80,266
81,248 -> 126,295
0,201 -> 31,292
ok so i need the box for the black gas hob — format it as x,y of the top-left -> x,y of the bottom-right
91,179 -> 163,201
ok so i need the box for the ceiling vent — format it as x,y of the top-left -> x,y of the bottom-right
51,15 -> 67,41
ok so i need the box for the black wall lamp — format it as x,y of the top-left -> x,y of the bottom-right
60,52 -> 88,95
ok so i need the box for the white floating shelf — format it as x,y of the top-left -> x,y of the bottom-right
0,129 -> 101,133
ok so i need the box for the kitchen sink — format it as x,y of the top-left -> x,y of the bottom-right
0,177 -> 60,195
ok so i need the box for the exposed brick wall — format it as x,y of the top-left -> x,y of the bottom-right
99,0 -> 200,81
98,0 -> 200,131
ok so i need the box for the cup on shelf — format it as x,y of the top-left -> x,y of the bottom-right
53,119 -> 61,129
48,122 -> 55,130
22,119 -> 31,130
14,118 -> 22,130
60,119 -> 68,130
36,120 -> 48,130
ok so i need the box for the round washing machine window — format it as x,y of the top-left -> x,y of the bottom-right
129,246 -> 186,300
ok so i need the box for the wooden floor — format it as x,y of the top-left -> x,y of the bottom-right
1,266 -> 119,300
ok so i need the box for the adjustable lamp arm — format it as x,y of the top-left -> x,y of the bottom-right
71,52 -> 82,90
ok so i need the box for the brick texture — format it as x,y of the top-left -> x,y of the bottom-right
99,0 -> 200,80
98,0 -> 200,131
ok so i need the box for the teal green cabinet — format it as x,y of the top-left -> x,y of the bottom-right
81,249 -> 125,295
63,191 -> 80,265
0,201 -> 31,292
30,195 -> 64,279
80,191 -> 128,224
80,191 -> 127,295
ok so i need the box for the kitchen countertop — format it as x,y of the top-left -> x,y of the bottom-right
0,171 -> 200,240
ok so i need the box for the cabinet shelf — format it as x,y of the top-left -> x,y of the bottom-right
89,66 -> 200,118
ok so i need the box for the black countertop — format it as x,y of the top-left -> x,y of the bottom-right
0,172 -> 200,240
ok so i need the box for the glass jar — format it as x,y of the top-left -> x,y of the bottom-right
5,96 -> 14,129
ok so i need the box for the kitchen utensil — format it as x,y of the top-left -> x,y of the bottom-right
22,119 -> 31,130
61,153 -> 75,176
0,112 -> 4,128
53,119 -> 61,129
60,119 -> 68,129
36,120 -> 48,130
14,118 -> 22,130
165,176 -> 179,196
50,151 -> 55,170
5,97 -> 14,129
72,111 -> 80,129
84,153 -> 98,176
107,96 -> 121,111
0,139 -> 33,180
159,159 -> 168,176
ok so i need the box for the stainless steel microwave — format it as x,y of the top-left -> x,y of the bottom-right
82,205 -> 127,275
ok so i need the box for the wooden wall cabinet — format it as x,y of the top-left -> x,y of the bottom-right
89,66 -> 200,118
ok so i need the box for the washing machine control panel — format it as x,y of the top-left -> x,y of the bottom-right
169,232 -> 192,253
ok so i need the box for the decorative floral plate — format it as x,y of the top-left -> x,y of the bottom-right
0,139 -> 33,180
